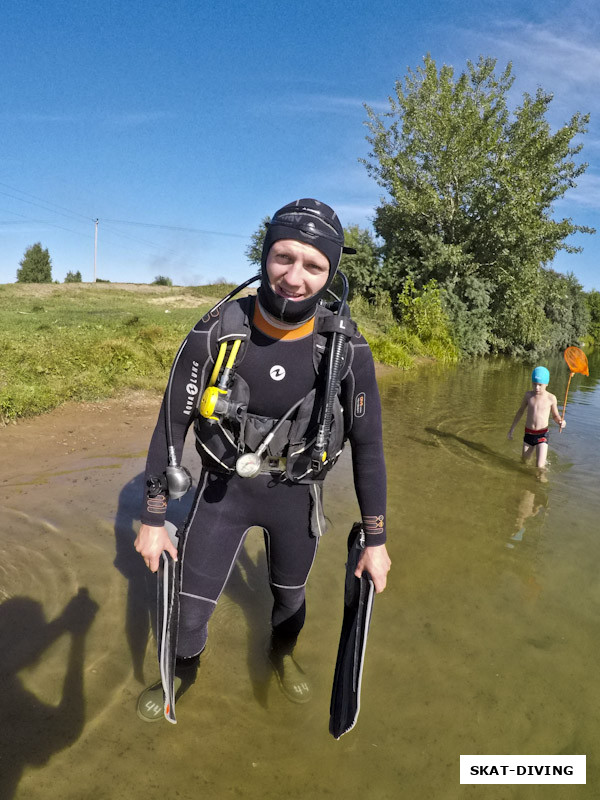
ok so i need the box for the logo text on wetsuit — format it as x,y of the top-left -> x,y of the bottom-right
355,392 -> 366,417
184,361 -> 200,415
270,365 -> 286,381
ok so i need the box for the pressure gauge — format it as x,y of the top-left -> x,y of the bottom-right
235,453 -> 262,479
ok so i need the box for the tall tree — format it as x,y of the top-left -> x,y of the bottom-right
363,55 -> 594,355
17,243 -> 53,283
245,216 -> 270,266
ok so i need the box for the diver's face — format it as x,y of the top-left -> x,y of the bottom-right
266,239 -> 330,301
532,382 -> 547,394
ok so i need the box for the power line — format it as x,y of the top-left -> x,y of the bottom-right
0,181 -> 94,223
100,218 -> 249,239
0,189 -> 94,225
0,181 -> 253,240
101,220 -> 182,252
0,202 -> 93,241
0,198 -> 171,256
0,182 -> 253,279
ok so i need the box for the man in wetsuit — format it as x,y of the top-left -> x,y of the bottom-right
134,198 -> 391,720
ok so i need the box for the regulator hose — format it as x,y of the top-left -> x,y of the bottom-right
312,271 -> 352,473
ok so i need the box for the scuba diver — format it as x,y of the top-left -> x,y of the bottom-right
134,198 -> 391,722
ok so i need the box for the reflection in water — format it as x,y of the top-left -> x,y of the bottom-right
499,477 -> 551,612
0,590 -> 97,800
507,483 -> 548,548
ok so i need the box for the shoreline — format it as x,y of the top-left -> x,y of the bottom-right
0,362 -> 403,431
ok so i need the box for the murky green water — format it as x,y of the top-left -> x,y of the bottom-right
1,351 -> 598,799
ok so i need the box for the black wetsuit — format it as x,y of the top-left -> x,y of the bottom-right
141,301 -> 387,658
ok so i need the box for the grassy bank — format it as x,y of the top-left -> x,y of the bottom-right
0,282 -> 457,424
349,293 -> 460,368
0,282 -> 228,423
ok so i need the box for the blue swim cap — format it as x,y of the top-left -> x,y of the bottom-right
532,366 -> 550,384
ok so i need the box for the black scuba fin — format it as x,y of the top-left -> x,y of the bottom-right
157,521 -> 180,724
329,522 -> 375,739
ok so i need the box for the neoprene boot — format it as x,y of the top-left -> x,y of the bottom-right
136,653 -> 200,722
268,633 -> 312,705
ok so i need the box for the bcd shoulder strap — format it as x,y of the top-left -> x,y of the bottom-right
313,304 -> 357,380
213,295 -> 256,365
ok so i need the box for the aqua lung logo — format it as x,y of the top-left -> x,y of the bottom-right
270,365 -> 286,381
184,361 -> 200,415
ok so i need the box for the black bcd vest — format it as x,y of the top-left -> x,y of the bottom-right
193,295 -> 357,483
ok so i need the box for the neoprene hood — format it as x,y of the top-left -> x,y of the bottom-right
259,198 -> 356,323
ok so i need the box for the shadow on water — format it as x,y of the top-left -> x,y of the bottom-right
423,426 -> 555,475
113,473 -> 275,700
0,589 -> 98,800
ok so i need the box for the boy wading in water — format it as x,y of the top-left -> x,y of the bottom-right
507,366 -> 566,471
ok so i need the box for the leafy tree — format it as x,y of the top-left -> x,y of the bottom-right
16,243 -> 53,283
442,272 -> 492,356
540,269 -> 589,351
246,216 -> 270,266
153,275 -> 173,286
397,277 -> 456,348
65,270 -> 82,283
363,55 -> 594,355
585,290 -> 600,343
339,225 -> 382,300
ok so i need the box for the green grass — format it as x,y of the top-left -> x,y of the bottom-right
0,281 -> 459,423
0,282 -> 220,423
349,294 -> 461,368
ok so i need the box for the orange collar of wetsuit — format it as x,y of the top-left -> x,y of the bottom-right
252,303 -> 315,341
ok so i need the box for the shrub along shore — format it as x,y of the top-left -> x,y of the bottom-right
0,281 -> 460,425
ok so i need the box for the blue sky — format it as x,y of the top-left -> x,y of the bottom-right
1,0 -> 599,289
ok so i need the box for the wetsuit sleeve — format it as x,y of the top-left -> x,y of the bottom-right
343,338 -> 387,547
140,319 -> 214,526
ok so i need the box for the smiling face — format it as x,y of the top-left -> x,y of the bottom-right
265,239 -> 330,302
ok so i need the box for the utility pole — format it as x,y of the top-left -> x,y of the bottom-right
94,218 -> 98,282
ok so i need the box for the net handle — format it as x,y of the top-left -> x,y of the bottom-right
559,372 -> 574,433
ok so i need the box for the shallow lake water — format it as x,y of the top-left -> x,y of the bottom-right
0,350 -> 598,799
